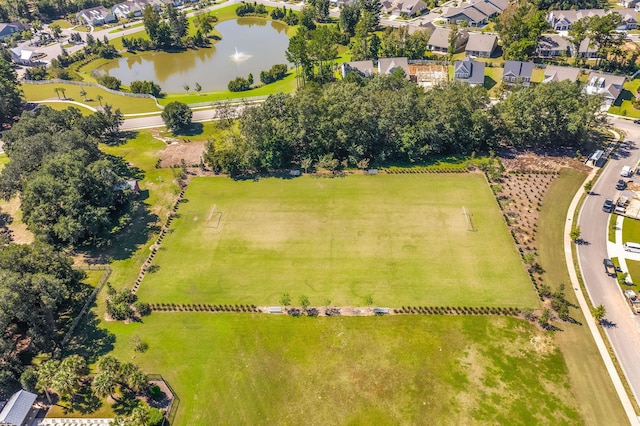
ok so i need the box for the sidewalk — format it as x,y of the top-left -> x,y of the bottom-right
566,168 -> 640,425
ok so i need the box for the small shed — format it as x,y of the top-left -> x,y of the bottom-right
587,150 -> 605,167
267,306 -> 283,314
0,389 -> 37,426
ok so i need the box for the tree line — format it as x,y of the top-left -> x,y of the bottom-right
204,75 -> 607,175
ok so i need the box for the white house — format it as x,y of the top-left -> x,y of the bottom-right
76,6 -> 117,26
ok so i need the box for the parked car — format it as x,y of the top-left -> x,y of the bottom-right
603,198 -> 614,213
621,166 -> 633,177
634,119 -> 640,124
604,258 -> 616,277
617,180 -> 627,190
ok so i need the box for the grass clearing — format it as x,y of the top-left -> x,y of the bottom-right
537,167 -> 627,424
22,83 -> 161,115
622,216 -> 640,244
138,174 -> 536,307
626,259 -> 640,286
609,213 -> 618,243
101,313 -> 582,425
100,132 -> 181,289
0,154 -> 8,171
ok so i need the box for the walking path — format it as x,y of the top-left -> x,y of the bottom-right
566,167 -> 640,424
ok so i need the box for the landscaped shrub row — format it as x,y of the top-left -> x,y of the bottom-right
394,306 -> 521,316
149,303 -> 259,312
508,170 -> 559,176
384,167 -> 468,174
286,307 -> 320,317
132,188 -> 186,294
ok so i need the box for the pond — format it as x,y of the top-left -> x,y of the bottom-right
98,18 -> 290,93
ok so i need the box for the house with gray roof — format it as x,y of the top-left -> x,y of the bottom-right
542,65 -> 580,83
427,27 -> 469,54
579,37 -> 599,58
546,9 -> 606,31
341,60 -> 375,78
465,33 -> 497,57
443,6 -> 489,26
77,6 -> 117,26
0,389 -> 37,426
502,60 -> 534,86
537,35 -> 572,57
378,57 -> 410,79
614,8 -> 638,30
0,22 -> 28,41
584,72 -> 625,105
381,0 -> 428,16
453,57 -> 485,86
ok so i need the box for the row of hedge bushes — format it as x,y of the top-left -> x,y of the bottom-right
395,306 -> 522,316
149,303 -> 259,312
384,167 -> 469,174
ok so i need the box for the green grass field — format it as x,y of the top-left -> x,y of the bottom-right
102,313 -> 582,425
537,168 -> 628,424
22,83 -> 161,115
137,174 -> 536,307
622,216 -> 640,244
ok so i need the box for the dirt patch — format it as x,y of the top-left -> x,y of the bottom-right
159,141 -> 206,168
530,334 -> 554,356
0,195 -> 34,244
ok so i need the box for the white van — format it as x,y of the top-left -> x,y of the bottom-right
621,166 -> 633,177
624,242 -> 640,253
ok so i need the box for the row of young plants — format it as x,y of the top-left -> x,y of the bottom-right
149,303 -> 259,312
383,167 -> 469,174
394,306 -> 522,316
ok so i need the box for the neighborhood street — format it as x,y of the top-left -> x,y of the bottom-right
577,118 -> 640,409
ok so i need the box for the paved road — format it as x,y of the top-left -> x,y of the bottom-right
578,118 -> 640,408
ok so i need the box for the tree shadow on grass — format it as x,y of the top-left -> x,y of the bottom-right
62,310 -> 115,364
69,384 -> 103,415
173,122 -> 204,138
112,391 -> 143,416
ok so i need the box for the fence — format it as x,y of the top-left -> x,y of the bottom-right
61,265 -> 112,347
147,374 -> 180,426
22,78 -> 166,109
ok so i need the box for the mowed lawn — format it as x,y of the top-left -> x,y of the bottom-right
138,174 -> 537,307
104,313 -> 582,425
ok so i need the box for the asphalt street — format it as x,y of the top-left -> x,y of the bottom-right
578,118 -> 640,406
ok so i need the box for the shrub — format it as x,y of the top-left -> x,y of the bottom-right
97,74 -> 121,90
260,64 -> 288,84
134,301 -> 151,316
149,384 -> 163,401
228,76 -> 251,92
147,407 -> 164,426
130,80 -> 162,97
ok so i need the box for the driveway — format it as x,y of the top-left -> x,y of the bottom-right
578,117 -> 640,407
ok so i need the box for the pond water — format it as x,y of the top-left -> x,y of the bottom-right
98,18 -> 290,93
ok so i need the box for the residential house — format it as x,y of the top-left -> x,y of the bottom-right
542,65 -> 580,83
0,22 -> 28,41
546,9 -> 605,31
341,60 -> 375,78
329,0 -> 357,6
9,46 -> 37,65
112,1 -> 143,19
537,35 -> 572,57
0,389 -> 38,426
620,0 -> 637,8
579,37 -> 599,58
426,27 -> 469,54
159,0 -> 183,6
408,63 -> 449,88
584,71 -> 625,105
465,32 -> 497,57
502,60 -> 534,86
136,0 -> 163,10
442,0 -> 508,26
381,0 -> 429,16
377,57 -> 410,79
453,57 -> 486,86
76,6 -> 117,26
613,8 -> 638,30
442,6 -> 489,26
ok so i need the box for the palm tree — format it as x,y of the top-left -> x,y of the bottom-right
36,359 -> 60,404
53,87 -> 62,99
96,94 -> 103,107
60,88 -> 67,99
127,369 -> 148,394
80,88 -> 87,101
92,370 -> 117,401
194,82 -> 202,93
183,83 -> 190,93
97,355 -> 121,376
